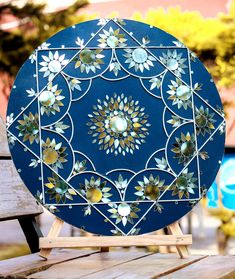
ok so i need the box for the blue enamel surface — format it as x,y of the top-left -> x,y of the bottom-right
6,19 -> 225,235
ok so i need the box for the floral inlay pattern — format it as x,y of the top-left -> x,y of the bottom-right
74,48 -> 104,73
159,50 -> 187,77
167,79 -> 192,110
123,48 -> 156,72
39,51 -> 69,81
108,202 -> 140,226
195,106 -> 216,136
172,132 -> 196,165
42,138 -> 67,171
87,93 -> 151,156
6,18 -> 225,236
45,173 -> 77,203
79,176 -> 112,203
39,82 -> 65,116
98,27 -> 127,48
17,113 -> 39,144
134,175 -> 166,201
170,169 -> 197,199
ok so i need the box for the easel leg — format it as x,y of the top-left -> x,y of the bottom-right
167,222 -> 189,259
39,217 -> 64,259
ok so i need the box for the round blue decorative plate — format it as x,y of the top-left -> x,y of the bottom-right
6,18 -> 225,236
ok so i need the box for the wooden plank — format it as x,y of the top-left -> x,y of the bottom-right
0,160 -> 43,221
161,255 -> 235,279
0,116 -> 10,156
40,234 -> 192,249
167,222 -> 189,258
39,218 -> 64,259
0,249 -> 97,278
28,252 -> 205,279
0,116 -> 10,157
81,254 -> 205,279
26,250 -> 153,279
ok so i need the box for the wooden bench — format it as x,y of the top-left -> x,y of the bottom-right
0,116 -> 44,253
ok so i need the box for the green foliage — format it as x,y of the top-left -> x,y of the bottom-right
133,2 -> 235,88
0,0 -> 91,76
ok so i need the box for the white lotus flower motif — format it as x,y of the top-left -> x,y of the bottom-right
167,79 -> 192,110
39,51 -> 69,81
98,27 -> 127,48
108,202 -> 140,227
159,50 -> 187,77
123,48 -> 155,73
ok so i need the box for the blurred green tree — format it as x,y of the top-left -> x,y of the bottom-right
0,0 -> 90,76
133,1 -> 235,88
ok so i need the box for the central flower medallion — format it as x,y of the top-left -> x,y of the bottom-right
87,93 -> 151,156
110,115 -> 128,133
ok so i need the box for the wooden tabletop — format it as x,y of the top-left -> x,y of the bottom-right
0,249 -> 235,279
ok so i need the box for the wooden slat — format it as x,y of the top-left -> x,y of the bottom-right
26,250 -> 153,279
0,116 -> 10,156
0,160 -> 43,220
0,249 -> 97,278
40,234 -> 192,249
27,252 -> 205,279
161,255 -> 235,279
81,254 -> 205,279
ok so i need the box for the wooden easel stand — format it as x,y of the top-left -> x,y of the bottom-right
39,217 -> 192,260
